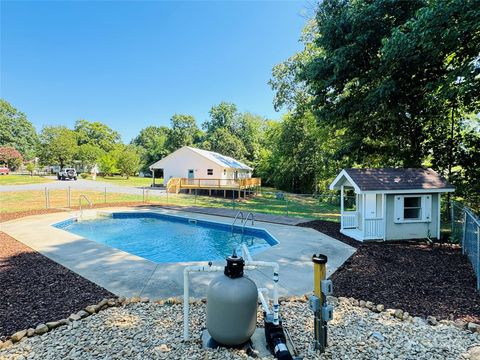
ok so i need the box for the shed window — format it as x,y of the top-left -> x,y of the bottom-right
394,194 -> 432,223
404,196 -> 422,220
207,169 -> 213,176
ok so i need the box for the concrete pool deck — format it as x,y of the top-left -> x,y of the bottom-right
0,207 -> 356,299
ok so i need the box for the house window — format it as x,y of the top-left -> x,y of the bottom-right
223,169 -> 226,175
207,169 -> 213,176
403,196 -> 422,220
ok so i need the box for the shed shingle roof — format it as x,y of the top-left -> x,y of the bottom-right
343,168 -> 455,191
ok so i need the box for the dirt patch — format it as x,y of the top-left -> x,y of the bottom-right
0,232 -> 114,339
300,220 -> 480,323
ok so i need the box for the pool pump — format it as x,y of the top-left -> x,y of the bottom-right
183,248 -> 295,359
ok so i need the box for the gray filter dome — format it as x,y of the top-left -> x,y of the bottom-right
206,254 -> 258,346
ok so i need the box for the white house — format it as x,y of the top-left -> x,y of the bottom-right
329,168 -> 455,241
149,146 -> 253,186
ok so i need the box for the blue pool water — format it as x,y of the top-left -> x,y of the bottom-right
54,212 -> 277,263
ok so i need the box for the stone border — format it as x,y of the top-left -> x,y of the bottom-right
331,296 -> 480,333
1,294 -> 478,350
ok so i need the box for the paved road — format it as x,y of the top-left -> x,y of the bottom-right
0,178 -> 165,196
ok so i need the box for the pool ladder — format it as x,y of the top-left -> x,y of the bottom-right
78,194 -> 93,217
232,211 -> 255,232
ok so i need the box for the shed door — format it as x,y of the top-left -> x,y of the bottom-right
365,194 -> 377,219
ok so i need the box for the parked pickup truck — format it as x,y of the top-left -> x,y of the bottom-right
57,168 -> 77,180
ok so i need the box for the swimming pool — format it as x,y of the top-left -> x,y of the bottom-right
54,212 -> 277,263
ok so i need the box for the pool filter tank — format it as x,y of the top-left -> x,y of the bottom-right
206,253 -> 258,346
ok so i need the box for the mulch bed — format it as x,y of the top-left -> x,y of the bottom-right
298,219 -> 361,248
299,220 -> 480,323
0,232 -> 115,339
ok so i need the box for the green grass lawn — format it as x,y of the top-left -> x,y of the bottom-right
0,175 -> 53,186
84,175 -> 162,187
150,190 -> 340,222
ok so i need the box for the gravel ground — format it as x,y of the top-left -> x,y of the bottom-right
0,232 -> 114,339
0,298 -> 479,360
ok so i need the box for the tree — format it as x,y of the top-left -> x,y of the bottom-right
0,146 -> 23,170
0,99 -> 39,159
38,126 -> 78,168
98,153 -> 118,177
74,119 -> 121,152
116,145 -> 141,179
203,102 -> 238,134
131,126 -> 170,170
202,128 -> 247,161
76,144 -> 105,169
236,113 -> 266,163
26,162 -> 35,176
166,114 -> 201,151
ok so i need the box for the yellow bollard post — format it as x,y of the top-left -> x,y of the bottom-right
312,254 -> 328,352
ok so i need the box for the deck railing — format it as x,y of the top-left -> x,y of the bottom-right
168,177 -> 261,190
342,211 -> 357,229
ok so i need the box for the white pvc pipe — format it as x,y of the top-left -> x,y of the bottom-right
258,288 -> 272,315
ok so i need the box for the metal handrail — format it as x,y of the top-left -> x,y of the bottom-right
232,211 -> 245,230
79,194 -> 93,214
243,212 -> 254,228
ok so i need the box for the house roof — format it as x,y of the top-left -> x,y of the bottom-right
149,146 -> 253,171
330,168 -> 455,193
186,147 -> 253,170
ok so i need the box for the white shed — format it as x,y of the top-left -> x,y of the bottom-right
329,168 -> 455,241
149,146 -> 253,185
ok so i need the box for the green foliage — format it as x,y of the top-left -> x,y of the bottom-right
76,144 -> 105,168
80,173 -> 89,179
166,114 -> 202,151
0,146 -> 23,170
38,126 -> 78,168
25,162 -> 35,175
203,102 -> 238,134
0,99 -> 39,159
131,126 -> 170,170
202,127 -> 247,161
98,153 -> 118,177
116,144 -> 141,179
74,120 -> 121,152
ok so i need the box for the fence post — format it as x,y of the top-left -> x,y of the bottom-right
44,187 -> 48,209
104,187 -> 107,204
463,210 -> 467,254
143,188 -> 145,203
477,227 -> 479,290
285,195 -> 289,217
68,186 -> 71,208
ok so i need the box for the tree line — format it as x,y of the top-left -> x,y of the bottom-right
0,0 -> 478,209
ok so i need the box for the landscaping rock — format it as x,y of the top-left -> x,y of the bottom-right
140,297 -> 150,303
0,340 -> 12,349
107,299 -> 116,307
375,304 -> 384,313
76,310 -> 89,319
402,311 -> 410,321
68,313 -> 81,322
85,305 -> 98,315
454,320 -> 467,329
0,301 -> 478,360
26,328 -> 35,337
394,309 -> 404,319
359,300 -> 366,307
467,322 -> 480,333
427,316 -> 437,326
365,301 -> 374,309
130,296 -> 141,303
34,324 -> 48,335
46,321 -> 61,330
468,346 -> 480,360
10,330 -> 27,342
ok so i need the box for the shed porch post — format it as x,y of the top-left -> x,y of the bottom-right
340,185 -> 344,230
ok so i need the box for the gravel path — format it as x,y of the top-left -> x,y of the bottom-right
0,298 -> 478,360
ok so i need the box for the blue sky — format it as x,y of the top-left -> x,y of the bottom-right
1,1 -> 312,142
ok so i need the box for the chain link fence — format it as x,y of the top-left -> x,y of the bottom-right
451,201 -> 480,290
1,187 -> 346,222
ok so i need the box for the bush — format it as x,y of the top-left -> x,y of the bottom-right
80,173 -> 89,179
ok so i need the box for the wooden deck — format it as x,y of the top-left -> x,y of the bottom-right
166,177 -> 261,194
